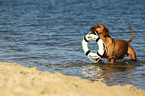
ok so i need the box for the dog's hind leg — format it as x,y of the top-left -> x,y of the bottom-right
127,44 -> 136,61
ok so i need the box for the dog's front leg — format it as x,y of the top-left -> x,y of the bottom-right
110,59 -> 115,63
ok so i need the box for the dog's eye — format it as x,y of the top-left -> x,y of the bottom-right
97,26 -> 101,28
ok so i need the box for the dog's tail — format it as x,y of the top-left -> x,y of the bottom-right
127,26 -> 134,43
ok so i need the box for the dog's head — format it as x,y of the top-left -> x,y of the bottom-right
90,24 -> 109,36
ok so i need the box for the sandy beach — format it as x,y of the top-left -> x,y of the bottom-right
0,62 -> 144,96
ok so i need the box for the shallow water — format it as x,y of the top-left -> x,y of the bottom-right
0,0 -> 145,89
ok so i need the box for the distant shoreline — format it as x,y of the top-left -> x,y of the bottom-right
0,62 -> 144,96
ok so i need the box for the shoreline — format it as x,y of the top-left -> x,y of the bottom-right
0,62 -> 144,96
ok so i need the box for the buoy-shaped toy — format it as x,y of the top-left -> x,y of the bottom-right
82,32 -> 105,63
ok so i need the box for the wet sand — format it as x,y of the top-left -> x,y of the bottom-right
0,62 -> 144,96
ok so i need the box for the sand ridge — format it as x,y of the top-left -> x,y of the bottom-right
0,62 -> 144,96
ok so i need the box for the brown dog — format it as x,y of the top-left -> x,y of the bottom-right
90,24 -> 136,63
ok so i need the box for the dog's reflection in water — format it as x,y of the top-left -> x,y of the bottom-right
82,62 -> 135,83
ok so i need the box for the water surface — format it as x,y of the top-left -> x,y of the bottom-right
0,0 -> 145,90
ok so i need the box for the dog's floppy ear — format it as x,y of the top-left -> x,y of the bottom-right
103,25 -> 109,36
